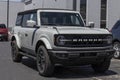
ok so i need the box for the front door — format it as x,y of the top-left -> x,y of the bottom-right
21,12 -> 37,55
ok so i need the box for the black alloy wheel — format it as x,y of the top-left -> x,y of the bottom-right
36,45 -> 54,77
113,42 -> 120,59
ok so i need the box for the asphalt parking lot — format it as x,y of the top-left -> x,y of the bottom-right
0,42 -> 120,80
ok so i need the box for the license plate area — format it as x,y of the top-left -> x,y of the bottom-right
80,53 -> 97,57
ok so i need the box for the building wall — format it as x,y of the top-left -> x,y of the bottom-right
44,0 -> 66,9
0,1 -> 24,27
86,0 -> 101,28
66,0 -> 73,10
0,0 -> 105,29
2,0 -> 119,30
76,0 -> 80,11
0,2 -> 7,27
4,0 -> 120,31
107,0 -> 120,30
24,0 -> 73,10
24,0 -> 42,10
9,2 -> 24,27
6,0 -> 114,29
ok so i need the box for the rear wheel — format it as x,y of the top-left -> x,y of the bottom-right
113,42 -> 120,59
11,40 -> 22,62
36,45 -> 54,77
92,60 -> 111,73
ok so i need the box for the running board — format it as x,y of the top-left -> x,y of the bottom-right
19,51 -> 36,60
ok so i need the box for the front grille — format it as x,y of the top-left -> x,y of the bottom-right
55,34 -> 111,47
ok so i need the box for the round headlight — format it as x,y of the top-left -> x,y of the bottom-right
56,36 -> 66,46
106,36 -> 112,44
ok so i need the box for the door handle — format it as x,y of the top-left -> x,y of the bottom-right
25,33 -> 28,37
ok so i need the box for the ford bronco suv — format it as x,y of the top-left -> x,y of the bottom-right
11,9 -> 114,76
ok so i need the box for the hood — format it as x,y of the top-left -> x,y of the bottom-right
53,26 -> 110,34
0,28 -> 8,34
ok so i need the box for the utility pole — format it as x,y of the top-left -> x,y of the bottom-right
7,0 -> 9,28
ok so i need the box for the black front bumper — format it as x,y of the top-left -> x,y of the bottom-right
0,34 -> 8,41
48,46 -> 115,66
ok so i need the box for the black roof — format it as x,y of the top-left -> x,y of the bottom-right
18,8 -> 74,15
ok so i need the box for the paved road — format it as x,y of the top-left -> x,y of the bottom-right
0,42 -> 120,80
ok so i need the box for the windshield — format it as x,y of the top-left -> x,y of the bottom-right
0,24 -> 6,28
40,12 -> 85,26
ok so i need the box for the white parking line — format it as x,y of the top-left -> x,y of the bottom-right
112,75 -> 120,78
111,59 -> 120,61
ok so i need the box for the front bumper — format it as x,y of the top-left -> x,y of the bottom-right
0,34 -> 8,41
48,46 -> 115,66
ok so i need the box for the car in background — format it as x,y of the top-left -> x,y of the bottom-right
0,24 -> 8,41
111,20 -> 120,59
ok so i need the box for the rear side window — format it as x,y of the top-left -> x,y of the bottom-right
0,24 -> 6,28
16,15 -> 23,26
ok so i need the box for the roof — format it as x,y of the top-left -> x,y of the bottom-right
18,8 -> 76,15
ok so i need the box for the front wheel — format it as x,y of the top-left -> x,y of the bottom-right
36,45 -> 54,77
92,60 -> 111,73
113,42 -> 120,59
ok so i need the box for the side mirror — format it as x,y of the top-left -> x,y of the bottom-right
27,20 -> 36,27
88,22 -> 95,28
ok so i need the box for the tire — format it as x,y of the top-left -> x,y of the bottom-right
36,45 -> 54,77
11,40 -> 22,62
113,42 -> 120,59
92,60 -> 111,73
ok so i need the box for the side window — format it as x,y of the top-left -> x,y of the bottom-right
71,14 -> 84,26
0,24 -> 6,28
22,13 -> 37,27
22,14 -> 30,27
71,16 -> 80,25
30,13 -> 37,25
16,15 -> 23,26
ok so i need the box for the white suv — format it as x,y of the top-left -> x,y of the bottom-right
11,9 -> 114,76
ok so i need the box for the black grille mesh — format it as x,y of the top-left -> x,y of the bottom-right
55,34 -> 111,47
